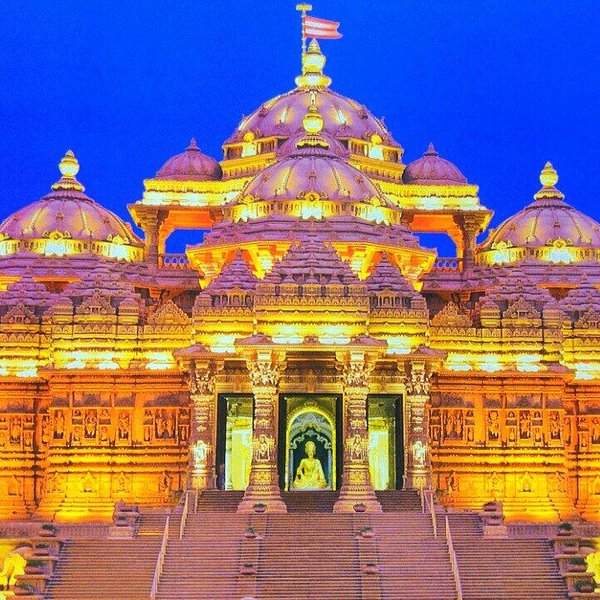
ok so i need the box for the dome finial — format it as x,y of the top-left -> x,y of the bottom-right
297,101 -> 329,150
187,138 -> 200,151
535,161 -> 564,201
540,161 -> 558,188
425,143 -> 438,157
295,39 -> 332,88
52,150 -> 85,192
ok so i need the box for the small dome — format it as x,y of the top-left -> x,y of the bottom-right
478,163 -> 600,265
156,139 -> 222,181
403,143 -> 467,185
0,151 -> 143,261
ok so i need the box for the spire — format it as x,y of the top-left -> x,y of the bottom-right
51,150 -> 85,192
534,161 -> 565,201
295,39 -> 332,88
296,100 -> 330,150
424,142 -> 438,157
186,138 -> 200,151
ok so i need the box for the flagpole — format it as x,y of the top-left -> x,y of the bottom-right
296,3 -> 313,58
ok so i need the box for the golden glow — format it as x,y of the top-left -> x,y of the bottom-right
368,134 -> 384,161
145,351 -> 176,370
209,335 -> 237,353
385,336 -> 413,355
335,108 -> 348,125
515,353 -> 542,372
241,132 -> 258,158
479,354 -> 502,372
547,239 -> 576,264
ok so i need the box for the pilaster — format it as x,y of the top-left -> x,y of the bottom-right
403,361 -> 433,490
238,354 -> 287,513
334,356 -> 382,513
188,359 -> 218,490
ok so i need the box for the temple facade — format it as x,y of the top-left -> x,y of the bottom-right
1,40 -> 600,523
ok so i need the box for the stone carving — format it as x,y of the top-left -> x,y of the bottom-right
54,409 -> 65,440
76,289 -> 116,315
117,411 -> 130,441
190,361 -> 216,396
405,364 -> 431,396
347,433 -> 367,462
411,440 -> 427,467
487,410 -> 501,442
253,433 -> 275,462
340,361 -> 373,389
84,410 -> 97,439
248,360 -> 283,389
431,301 -> 472,328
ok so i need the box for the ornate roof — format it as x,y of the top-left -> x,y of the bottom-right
228,104 -> 398,225
478,163 -> 600,266
402,143 -> 468,185
0,151 -> 143,261
155,139 -> 222,181
224,41 -> 400,151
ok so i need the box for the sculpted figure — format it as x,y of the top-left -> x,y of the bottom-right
54,410 -> 65,439
292,440 -> 327,489
412,440 -> 427,467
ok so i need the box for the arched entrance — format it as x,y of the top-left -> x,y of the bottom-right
282,397 -> 339,491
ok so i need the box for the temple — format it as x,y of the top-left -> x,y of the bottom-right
0,33 -> 599,600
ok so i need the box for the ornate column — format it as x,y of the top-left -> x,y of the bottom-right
138,210 -> 167,266
188,360 -> 218,490
455,214 -> 483,272
403,361 -> 433,490
237,355 -> 287,513
334,357 -> 382,513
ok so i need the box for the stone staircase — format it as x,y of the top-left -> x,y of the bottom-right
256,513 -> 361,599
376,489 -> 422,511
453,536 -> 569,600
44,538 -> 162,599
156,512 -> 248,600
39,491 -> 573,600
281,489 -> 339,512
371,512 -> 457,599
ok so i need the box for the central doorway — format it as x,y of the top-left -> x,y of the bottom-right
279,395 -> 342,491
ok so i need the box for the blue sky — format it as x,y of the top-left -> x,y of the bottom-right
1,0 -> 599,253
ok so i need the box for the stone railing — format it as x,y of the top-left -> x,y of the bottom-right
431,257 -> 463,272
158,253 -> 191,270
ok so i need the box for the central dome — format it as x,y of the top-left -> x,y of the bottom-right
228,105 -> 397,225
223,41 -> 402,165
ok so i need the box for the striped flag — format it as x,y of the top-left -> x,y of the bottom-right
302,15 -> 342,39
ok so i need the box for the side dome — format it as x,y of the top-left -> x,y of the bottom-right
228,105 -> 398,226
403,143 -> 467,185
222,41 -> 405,181
0,151 -> 143,261
478,162 -> 600,266
155,139 -> 222,181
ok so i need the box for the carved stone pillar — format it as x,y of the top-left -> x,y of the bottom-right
237,357 -> 287,513
334,359 -> 382,513
455,214 -> 482,272
138,210 -> 167,266
188,361 -> 217,490
403,362 -> 432,490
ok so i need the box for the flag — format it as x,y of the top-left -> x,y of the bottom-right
303,15 -> 342,39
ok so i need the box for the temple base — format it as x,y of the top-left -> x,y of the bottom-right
237,465 -> 287,513
333,466 -> 382,513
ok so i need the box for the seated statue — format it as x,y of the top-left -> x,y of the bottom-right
292,440 -> 328,489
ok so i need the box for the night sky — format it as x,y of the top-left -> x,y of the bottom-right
1,0 -> 600,254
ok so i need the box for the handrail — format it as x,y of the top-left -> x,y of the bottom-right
445,515 -> 463,600
150,514 -> 170,600
179,492 -> 189,540
419,485 -> 425,514
429,490 -> 438,539
194,487 -> 199,515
